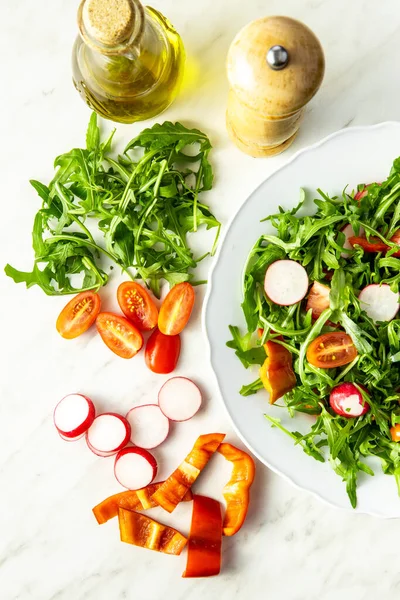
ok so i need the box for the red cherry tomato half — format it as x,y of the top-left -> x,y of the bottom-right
117,281 -> 158,331
145,328 -> 181,374
158,282 -> 195,336
306,332 -> 358,369
349,230 -> 400,257
56,291 -> 101,339
96,312 -> 143,359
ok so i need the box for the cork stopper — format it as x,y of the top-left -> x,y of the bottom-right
78,0 -> 144,52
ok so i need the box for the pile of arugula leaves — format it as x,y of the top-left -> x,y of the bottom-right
228,161 -> 400,507
5,114 -> 220,298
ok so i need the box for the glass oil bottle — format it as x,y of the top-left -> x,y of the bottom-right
72,0 -> 185,123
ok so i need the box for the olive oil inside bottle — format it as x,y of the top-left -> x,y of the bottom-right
72,6 -> 185,123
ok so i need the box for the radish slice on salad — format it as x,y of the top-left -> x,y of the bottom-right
114,447 -> 158,490
158,377 -> 202,422
359,284 -> 399,322
354,188 -> 368,201
341,224 -> 364,258
86,413 -> 131,457
126,405 -> 169,449
330,383 -> 370,417
54,394 -> 95,439
264,260 -> 309,306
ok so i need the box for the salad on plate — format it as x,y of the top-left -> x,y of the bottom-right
228,157 -> 400,507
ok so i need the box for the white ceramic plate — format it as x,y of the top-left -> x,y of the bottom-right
204,122 -> 400,518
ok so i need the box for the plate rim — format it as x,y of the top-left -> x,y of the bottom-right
203,121 -> 400,519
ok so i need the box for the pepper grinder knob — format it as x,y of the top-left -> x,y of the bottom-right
266,45 -> 289,70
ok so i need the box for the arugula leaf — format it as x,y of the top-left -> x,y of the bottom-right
6,115 -> 220,297
240,378 -> 264,396
227,325 -> 266,368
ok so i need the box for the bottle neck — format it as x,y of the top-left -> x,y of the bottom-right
77,0 -> 146,56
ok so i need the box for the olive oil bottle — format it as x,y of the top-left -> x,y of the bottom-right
72,0 -> 185,123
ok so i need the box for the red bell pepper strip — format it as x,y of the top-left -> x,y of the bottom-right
118,508 -> 187,555
152,433 -> 225,513
93,482 -> 192,524
349,230 -> 400,257
260,341 -> 297,403
182,495 -> 222,577
218,443 -> 255,536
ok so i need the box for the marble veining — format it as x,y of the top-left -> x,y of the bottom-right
2,0 -> 400,599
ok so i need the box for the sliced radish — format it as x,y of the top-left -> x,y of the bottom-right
126,405 -> 169,450
58,431 -> 85,442
114,447 -> 158,490
341,224 -> 365,258
264,260 -> 309,306
158,377 -> 202,422
86,413 -> 131,457
54,393 -> 95,439
359,284 -> 399,323
354,182 -> 379,201
354,188 -> 368,201
330,382 -> 370,417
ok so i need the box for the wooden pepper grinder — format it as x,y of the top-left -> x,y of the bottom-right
226,16 -> 325,157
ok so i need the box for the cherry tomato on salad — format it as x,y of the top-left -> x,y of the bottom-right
56,291 -> 101,339
306,332 -> 357,369
306,281 -> 330,321
145,328 -> 181,374
117,282 -> 158,331
390,424 -> 400,442
96,312 -> 143,359
158,282 -> 195,336
349,230 -> 400,257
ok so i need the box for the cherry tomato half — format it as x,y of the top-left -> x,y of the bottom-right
158,282 -> 195,336
56,291 -> 101,339
117,281 -> 158,331
145,328 -> 181,374
349,230 -> 400,257
306,332 -> 358,369
96,312 -> 143,359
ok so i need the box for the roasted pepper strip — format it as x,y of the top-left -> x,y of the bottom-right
218,443 -> 255,536
260,340 -> 297,403
93,482 -> 192,524
182,495 -> 222,578
118,508 -> 187,555
152,433 -> 225,513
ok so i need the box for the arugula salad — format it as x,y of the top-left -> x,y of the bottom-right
228,159 -> 400,507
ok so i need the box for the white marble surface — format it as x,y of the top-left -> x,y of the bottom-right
2,1 -> 400,599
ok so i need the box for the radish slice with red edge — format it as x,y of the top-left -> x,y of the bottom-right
158,377 -> 202,422
126,405 -> 169,449
58,431 -> 85,442
359,284 -> 399,323
86,413 -> 131,457
114,447 -> 157,490
54,393 -> 95,439
264,260 -> 309,306
341,224 -> 364,258
330,383 -> 370,417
